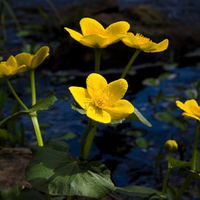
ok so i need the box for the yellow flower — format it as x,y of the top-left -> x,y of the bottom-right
176,99 -> 200,121
0,55 -> 26,78
64,17 -> 130,48
122,32 -> 169,52
15,46 -> 50,70
69,73 -> 134,123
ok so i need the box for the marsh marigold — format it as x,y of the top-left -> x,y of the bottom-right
15,46 -> 50,70
0,55 -> 26,78
122,32 -> 169,53
176,99 -> 200,121
69,73 -> 134,123
64,17 -> 130,49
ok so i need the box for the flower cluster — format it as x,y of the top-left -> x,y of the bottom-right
0,46 -> 49,78
64,17 -> 169,52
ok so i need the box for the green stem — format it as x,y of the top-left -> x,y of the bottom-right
5,77 -> 28,110
121,49 -> 141,79
191,120 -> 200,170
160,152 -> 172,200
94,48 -> 102,73
30,69 -> 36,106
84,121 -> 98,160
30,112 -> 43,146
173,174 -> 193,200
79,120 -> 98,161
29,69 -> 43,146
79,120 -> 94,161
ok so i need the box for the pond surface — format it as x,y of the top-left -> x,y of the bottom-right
2,61 -> 200,199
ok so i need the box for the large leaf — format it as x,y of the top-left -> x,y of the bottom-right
0,91 -> 57,128
165,156 -> 191,169
113,185 -> 163,199
126,107 -> 152,127
26,140 -> 114,198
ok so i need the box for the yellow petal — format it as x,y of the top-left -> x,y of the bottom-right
6,55 -> 17,68
105,99 -> 134,120
176,100 -> 195,114
69,86 -> 91,110
87,105 -> 111,123
106,21 -> 130,43
107,78 -> 128,104
80,18 -> 105,36
80,34 -> 109,48
64,27 -> 83,42
182,112 -> 200,121
0,63 -> 10,77
31,46 -> 50,69
15,53 -> 32,67
86,73 -> 107,98
146,39 -> 169,53
122,32 -> 138,48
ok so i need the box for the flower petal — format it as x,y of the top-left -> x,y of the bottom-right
86,73 -> 107,98
0,63 -> 10,77
104,99 -> 134,120
69,86 -> 91,110
6,55 -> 17,68
87,105 -> 111,123
122,32 -> 138,48
145,39 -> 169,53
176,100 -> 195,114
64,27 -> 83,42
15,53 -> 32,68
107,78 -> 128,104
80,18 -> 105,36
182,112 -> 200,121
31,46 -> 50,69
106,21 -> 130,44
79,34 -> 109,48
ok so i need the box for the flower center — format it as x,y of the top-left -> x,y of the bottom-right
135,33 -> 151,44
86,29 -> 107,37
93,89 -> 109,109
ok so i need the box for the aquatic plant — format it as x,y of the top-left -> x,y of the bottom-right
0,17 -> 200,200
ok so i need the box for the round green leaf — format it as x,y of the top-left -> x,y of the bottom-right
26,140 -> 114,198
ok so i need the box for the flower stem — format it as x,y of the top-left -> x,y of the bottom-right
191,120 -> 200,170
79,120 -> 98,161
121,49 -> 141,79
173,174 -> 193,200
94,48 -> 102,73
5,77 -> 28,110
29,69 -> 43,146
30,69 -> 36,106
160,152 -> 172,200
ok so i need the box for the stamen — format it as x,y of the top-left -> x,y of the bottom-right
135,33 -> 151,44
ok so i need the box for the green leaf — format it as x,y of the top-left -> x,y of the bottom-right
142,78 -> 160,86
71,100 -> 86,115
0,91 -> 57,128
0,186 -> 22,200
152,89 -> 163,104
165,156 -> 191,169
158,72 -> 172,81
126,107 -> 152,127
155,112 -> 173,123
135,138 -> 148,149
113,185 -> 163,199
26,140 -> 114,198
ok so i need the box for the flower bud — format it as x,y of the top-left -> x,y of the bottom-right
164,140 -> 178,152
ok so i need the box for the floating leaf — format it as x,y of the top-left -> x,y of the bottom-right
126,107 -> 152,127
135,138 -> 148,149
143,78 -> 159,86
127,130 -> 143,137
158,72 -> 172,81
0,91 -> 57,128
113,185 -> 163,199
165,156 -> 190,169
26,140 -> 114,198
